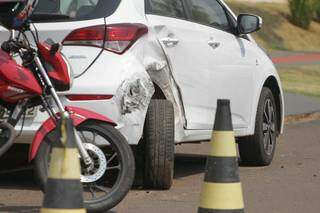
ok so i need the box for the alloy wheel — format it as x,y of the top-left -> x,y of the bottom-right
262,99 -> 276,155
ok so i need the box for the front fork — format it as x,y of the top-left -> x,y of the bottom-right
74,130 -> 94,167
34,56 -> 94,168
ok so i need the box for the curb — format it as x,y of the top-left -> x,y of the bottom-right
284,112 -> 320,125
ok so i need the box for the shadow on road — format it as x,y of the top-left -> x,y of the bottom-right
0,169 -> 37,190
0,205 -> 115,213
0,144 -> 37,190
0,204 -> 39,213
0,152 -> 250,189
174,153 -> 254,179
174,153 -> 207,179
174,153 -> 246,179
0,147 -> 252,213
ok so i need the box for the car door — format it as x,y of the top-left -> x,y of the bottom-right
146,0 -> 219,129
186,0 -> 256,129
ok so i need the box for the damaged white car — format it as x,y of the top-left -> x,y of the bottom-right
0,0 -> 284,189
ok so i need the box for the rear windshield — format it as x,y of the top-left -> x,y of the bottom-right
34,0 -> 121,22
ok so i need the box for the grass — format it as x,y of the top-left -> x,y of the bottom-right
226,1 -> 320,98
278,65 -> 320,98
226,1 -> 320,51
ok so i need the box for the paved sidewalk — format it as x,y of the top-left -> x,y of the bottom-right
271,51 -> 320,68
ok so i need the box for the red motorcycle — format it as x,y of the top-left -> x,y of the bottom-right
0,1 -> 134,212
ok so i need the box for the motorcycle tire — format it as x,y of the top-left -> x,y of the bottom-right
34,120 -> 135,213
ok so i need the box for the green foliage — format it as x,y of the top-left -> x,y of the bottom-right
315,1 -> 320,22
289,0 -> 314,29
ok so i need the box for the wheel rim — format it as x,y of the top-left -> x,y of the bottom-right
47,127 -> 124,204
80,143 -> 107,183
262,99 -> 276,156
77,129 -> 123,203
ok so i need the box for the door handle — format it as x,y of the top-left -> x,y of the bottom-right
161,37 -> 179,47
208,40 -> 220,49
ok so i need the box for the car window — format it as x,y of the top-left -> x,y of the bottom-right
35,0 -> 121,22
146,0 -> 186,19
188,0 -> 230,31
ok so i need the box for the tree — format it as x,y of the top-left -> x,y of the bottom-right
289,0 -> 314,29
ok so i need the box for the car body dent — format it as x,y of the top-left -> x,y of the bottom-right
114,72 -> 155,144
142,27 -> 189,142
62,0 -> 189,144
62,46 -> 156,144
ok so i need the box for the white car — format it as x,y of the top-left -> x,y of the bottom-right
0,0 -> 284,189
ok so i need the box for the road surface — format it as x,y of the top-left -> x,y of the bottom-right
1,120 -> 320,213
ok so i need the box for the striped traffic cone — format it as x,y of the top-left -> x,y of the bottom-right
198,99 -> 244,213
40,116 -> 86,213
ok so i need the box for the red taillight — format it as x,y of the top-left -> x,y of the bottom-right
66,95 -> 113,101
63,26 -> 106,41
63,23 -> 148,54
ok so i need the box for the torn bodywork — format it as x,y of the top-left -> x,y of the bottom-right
113,35 -> 187,144
114,72 -> 154,144
144,54 -> 187,142
117,74 -> 154,115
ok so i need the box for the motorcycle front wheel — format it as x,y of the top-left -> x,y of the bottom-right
34,120 -> 135,213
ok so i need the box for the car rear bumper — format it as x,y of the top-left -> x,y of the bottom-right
14,46 -> 155,145
15,96 -> 147,145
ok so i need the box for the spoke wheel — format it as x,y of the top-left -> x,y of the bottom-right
262,99 -> 276,156
77,129 -> 122,202
34,121 -> 135,213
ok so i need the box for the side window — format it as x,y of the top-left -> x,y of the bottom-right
146,0 -> 186,19
188,0 -> 231,31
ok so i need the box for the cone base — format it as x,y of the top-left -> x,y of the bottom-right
198,208 -> 244,213
40,208 -> 86,213
43,179 -> 84,209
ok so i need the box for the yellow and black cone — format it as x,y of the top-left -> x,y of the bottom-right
198,99 -> 244,213
40,116 -> 86,213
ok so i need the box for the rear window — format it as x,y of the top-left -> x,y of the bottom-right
34,0 -> 121,22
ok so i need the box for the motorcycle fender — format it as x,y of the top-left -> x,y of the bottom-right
28,106 -> 116,161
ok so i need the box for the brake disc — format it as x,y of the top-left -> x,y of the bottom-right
80,143 -> 107,183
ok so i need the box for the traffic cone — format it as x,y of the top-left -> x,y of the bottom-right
198,99 -> 244,213
40,116 -> 86,213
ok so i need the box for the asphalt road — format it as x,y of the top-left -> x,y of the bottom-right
0,120 -> 320,213
284,92 -> 320,116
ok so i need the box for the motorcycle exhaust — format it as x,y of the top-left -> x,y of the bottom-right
0,122 -> 16,157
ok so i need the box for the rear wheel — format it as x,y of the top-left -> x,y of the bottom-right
34,121 -> 135,213
142,99 -> 175,189
238,87 -> 277,166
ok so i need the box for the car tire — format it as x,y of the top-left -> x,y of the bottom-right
238,87 -> 278,166
142,99 -> 175,189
